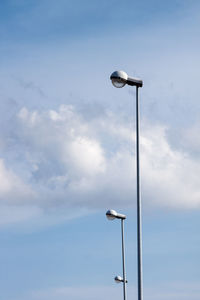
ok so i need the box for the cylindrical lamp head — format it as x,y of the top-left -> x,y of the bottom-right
110,71 -> 128,88
114,276 -> 123,283
106,209 -> 117,220
110,70 -> 143,88
106,209 -> 126,220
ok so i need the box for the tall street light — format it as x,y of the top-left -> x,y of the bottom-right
110,71 -> 143,300
106,209 -> 127,300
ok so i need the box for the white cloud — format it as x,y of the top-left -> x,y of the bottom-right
140,124 -> 200,209
167,122 -> 200,159
66,136 -> 106,176
0,104 -> 200,225
0,158 -> 34,203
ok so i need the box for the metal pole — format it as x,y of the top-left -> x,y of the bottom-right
121,219 -> 127,300
136,86 -> 143,300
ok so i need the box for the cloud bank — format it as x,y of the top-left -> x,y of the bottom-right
0,103 -> 199,225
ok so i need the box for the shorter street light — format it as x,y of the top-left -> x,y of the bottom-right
106,209 -> 127,300
115,276 -> 128,284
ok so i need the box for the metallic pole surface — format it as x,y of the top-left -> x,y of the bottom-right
121,219 -> 127,300
136,86 -> 143,300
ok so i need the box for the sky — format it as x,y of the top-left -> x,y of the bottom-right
0,0 -> 200,299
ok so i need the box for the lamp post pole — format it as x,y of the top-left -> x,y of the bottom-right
106,209 -> 127,300
110,71 -> 143,300
136,86 -> 143,300
121,218 -> 127,300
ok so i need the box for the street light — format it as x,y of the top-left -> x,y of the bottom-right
115,276 -> 128,284
110,70 -> 143,88
106,209 -> 127,300
106,209 -> 126,220
110,71 -> 143,300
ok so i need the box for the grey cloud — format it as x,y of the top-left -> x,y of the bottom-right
14,77 -> 47,98
166,123 -> 200,159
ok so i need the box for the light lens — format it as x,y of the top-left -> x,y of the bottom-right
111,78 -> 126,88
106,209 -> 117,220
114,276 -> 123,283
106,214 -> 116,220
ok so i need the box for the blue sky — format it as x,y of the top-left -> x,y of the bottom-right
0,1 -> 200,299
